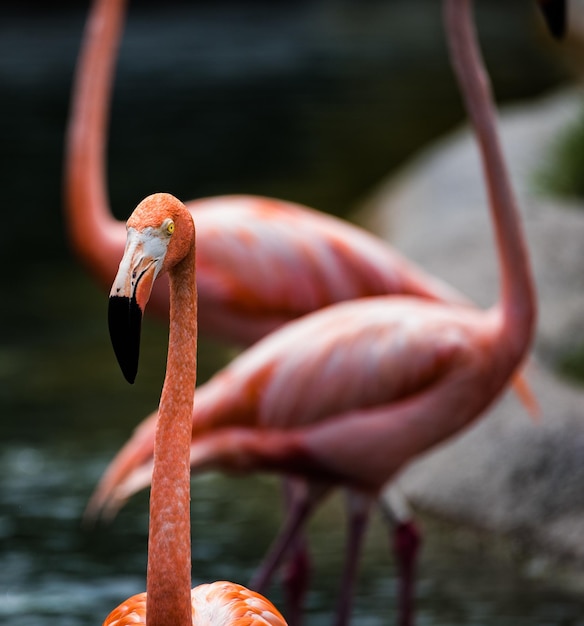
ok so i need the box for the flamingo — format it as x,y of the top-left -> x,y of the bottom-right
88,0 -> 537,624
102,192 -> 287,626
68,0 -> 536,620
65,0 -> 474,348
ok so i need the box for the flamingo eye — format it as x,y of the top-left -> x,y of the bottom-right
163,220 -> 175,236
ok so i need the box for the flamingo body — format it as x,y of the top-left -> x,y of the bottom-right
103,582 -> 287,626
186,196 -> 468,346
94,295 -> 518,509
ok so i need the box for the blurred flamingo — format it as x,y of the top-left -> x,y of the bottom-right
68,0 -> 537,621
102,193 -> 287,626
65,0 -> 473,347
88,0 -> 538,624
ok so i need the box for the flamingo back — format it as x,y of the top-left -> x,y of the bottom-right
190,196 -> 469,344
197,297 -> 497,431
102,582 -> 287,626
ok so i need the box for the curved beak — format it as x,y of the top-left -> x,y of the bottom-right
108,228 -> 166,384
538,0 -> 567,39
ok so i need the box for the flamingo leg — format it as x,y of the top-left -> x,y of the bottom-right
250,480 -> 331,596
332,491 -> 373,626
393,520 -> 421,626
379,488 -> 422,626
279,478 -> 312,626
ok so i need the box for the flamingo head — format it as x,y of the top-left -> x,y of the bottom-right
537,0 -> 567,39
108,193 -> 195,383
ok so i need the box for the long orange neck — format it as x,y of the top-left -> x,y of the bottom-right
444,0 -> 536,359
146,244 -> 197,625
64,0 -> 126,287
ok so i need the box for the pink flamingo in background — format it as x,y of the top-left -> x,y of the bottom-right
68,0 -> 537,620
65,0 -> 473,347
88,0 -> 538,624
102,193 -> 287,626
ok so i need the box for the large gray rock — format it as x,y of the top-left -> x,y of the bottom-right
358,89 -> 584,564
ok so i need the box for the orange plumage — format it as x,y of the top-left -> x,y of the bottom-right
103,582 -> 287,626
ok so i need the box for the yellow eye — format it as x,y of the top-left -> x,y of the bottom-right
166,220 -> 175,235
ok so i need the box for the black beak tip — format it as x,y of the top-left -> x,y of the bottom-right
122,367 -> 137,385
539,0 -> 567,39
108,295 -> 142,384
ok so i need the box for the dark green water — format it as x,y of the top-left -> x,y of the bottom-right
3,1 -> 584,624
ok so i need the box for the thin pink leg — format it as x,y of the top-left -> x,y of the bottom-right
393,519 -> 421,626
279,478 -> 312,626
280,535 -> 310,626
379,488 -> 422,626
249,481 -> 330,596
332,491 -> 373,626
